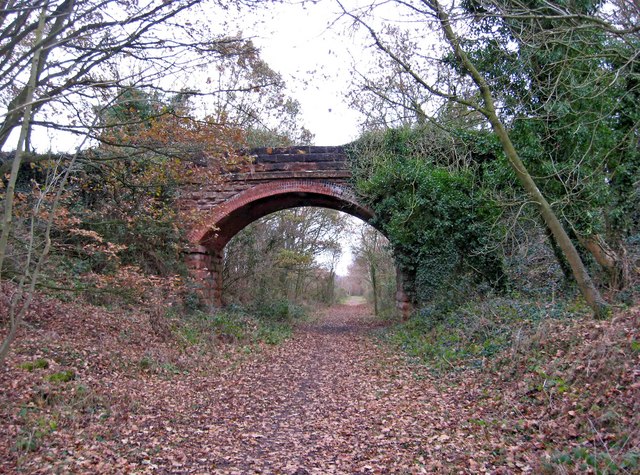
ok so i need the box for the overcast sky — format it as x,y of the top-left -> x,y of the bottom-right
239,0 -> 364,146
13,0 -> 374,273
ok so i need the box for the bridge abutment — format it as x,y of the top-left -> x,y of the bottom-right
186,246 -> 223,308
395,266 -> 414,319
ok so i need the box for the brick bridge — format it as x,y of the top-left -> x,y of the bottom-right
181,146 -> 412,315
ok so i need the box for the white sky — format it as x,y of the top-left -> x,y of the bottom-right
12,1 -> 363,153
239,1 -> 363,145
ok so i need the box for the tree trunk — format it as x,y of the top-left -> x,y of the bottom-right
0,4 -> 47,279
544,222 -> 574,284
579,235 -> 627,289
433,0 -> 610,318
488,117 -> 609,318
1,3 -> 84,365
0,0 -> 76,150
370,261 -> 379,315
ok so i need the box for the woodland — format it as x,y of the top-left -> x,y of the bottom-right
0,0 -> 639,473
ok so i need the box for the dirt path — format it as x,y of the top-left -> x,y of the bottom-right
2,303 -> 528,474
200,304 -> 408,473
108,304 -> 507,474
4,295 -> 638,473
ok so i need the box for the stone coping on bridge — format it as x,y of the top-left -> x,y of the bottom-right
247,145 -> 346,158
226,169 -> 352,182
250,147 -> 346,163
231,146 -> 349,180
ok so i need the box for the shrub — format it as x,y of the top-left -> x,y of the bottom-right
250,298 -> 305,322
347,127 -> 507,306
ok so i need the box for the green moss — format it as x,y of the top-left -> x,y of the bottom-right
18,358 -> 49,372
45,370 -> 76,383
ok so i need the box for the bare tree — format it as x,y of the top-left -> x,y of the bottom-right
353,225 -> 392,315
224,208 -> 351,305
0,0 -> 287,365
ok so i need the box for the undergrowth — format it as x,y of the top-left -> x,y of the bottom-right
14,379 -> 109,454
164,298 -> 305,353
384,295 -> 640,473
384,294 -> 591,372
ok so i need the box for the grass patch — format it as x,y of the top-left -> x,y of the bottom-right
14,382 -> 109,454
543,447 -> 640,474
18,358 -> 49,372
14,415 -> 58,452
383,295 -> 590,372
45,370 -> 76,383
167,299 -> 304,353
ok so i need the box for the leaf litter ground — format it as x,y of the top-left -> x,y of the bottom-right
1,292 -> 638,474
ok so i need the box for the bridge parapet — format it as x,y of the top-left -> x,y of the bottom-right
228,145 -> 350,181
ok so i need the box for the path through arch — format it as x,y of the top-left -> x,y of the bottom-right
181,146 -> 412,314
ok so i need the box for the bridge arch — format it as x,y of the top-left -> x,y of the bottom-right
189,179 -> 374,252
183,146 -> 412,315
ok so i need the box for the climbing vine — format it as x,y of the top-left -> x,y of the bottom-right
347,127 -> 506,304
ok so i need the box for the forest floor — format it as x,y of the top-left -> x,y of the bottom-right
1,292 -> 638,474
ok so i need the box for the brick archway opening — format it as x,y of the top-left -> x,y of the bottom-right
185,179 -> 412,315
